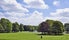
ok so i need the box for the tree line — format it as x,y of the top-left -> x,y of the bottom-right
0,18 -> 38,33
0,18 -> 69,35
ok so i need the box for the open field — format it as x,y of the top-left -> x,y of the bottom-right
0,32 -> 69,40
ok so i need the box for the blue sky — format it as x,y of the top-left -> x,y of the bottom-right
0,0 -> 69,25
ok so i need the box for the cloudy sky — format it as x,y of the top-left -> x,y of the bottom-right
0,0 -> 69,25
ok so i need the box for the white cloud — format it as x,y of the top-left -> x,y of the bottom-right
44,17 -> 61,21
23,11 -> 44,25
50,8 -> 69,17
0,12 -> 28,23
5,8 -> 69,25
0,12 -> 4,16
53,1 -> 60,6
0,0 -> 46,25
0,0 -> 69,25
44,17 -> 69,24
0,0 -> 29,25
24,0 -> 49,9
0,11 -> 45,26
0,12 -> 5,18
4,12 -> 26,18
50,8 -> 69,23
0,0 -> 29,12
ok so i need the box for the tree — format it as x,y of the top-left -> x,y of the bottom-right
28,25 -> 35,32
64,23 -> 69,33
23,25 -> 35,31
38,22 -> 50,34
33,26 -> 38,32
0,24 -> 4,33
19,24 -> 24,32
5,20 -> 12,32
46,20 -> 54,34
52,21 -> 64,35
0,18 -> 12,33
12,22 -> 19,32
46,20 -> 54,27
23,25 -> 29,31
0,18 -> 7,32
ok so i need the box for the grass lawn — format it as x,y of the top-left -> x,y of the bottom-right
0,32 -> 69,40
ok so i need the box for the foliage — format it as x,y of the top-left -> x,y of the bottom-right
23,25 -> 35,31
38,22 -> 50,34
46,20 -> 54,27
12,22 -> 19,32
0,24 -> 4,33
64,23 -> 69,33
52,21 -> 64,35
19,24 -> 24,32
38,20 -> 64,35
46,20 -> 54,34
0,18 -> 65,34
0,18 -> 12,33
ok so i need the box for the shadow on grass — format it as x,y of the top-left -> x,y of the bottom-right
37,34 -> 64,36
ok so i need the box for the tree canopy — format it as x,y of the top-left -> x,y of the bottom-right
38,20 -> 64,35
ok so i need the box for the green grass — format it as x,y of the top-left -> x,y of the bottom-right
0,32 -> 69,40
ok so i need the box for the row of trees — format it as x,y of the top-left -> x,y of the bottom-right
38,20 -> 64,35
0,18 -> 38,33
0,18 -> 69,35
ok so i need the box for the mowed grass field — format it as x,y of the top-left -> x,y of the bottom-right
0,32 -> 69,40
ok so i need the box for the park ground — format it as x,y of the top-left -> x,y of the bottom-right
0,32 -> 69,40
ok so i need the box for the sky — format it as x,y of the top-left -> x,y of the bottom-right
0,0 -> 69,25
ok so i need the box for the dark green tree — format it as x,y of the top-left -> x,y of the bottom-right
64,23 -> 69,33
12,22 -> 19,32
23,25 -> 29,31
0,18 -> 12,32
52,21 -> 64,35
19,24 -> 24,32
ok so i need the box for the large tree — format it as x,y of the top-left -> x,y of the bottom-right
38,22 -> 50,34
52,21 -> 64,35
0,18 -> 12,32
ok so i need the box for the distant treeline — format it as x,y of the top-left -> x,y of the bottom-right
0,18 -> 38,33
0,18 -> 69,35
